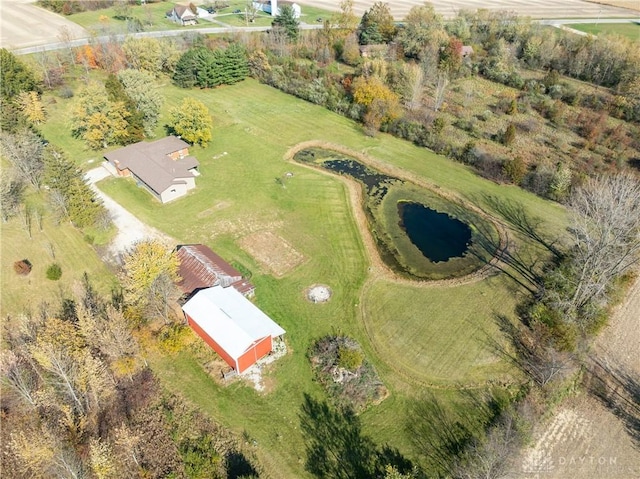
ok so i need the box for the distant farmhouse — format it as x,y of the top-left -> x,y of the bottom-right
167,3 -> 211,25
176,244 -> 255,298
253,0 -> 301,18
104,136 -> 199,203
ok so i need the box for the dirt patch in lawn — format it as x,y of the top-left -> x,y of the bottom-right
208,214 -> 283,240
239,231 -> 305,277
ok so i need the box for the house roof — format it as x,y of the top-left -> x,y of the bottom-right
182,286 -> 285,359
172,4 -> 197,19
176,244 -> 255,296
104,137 -> 199,194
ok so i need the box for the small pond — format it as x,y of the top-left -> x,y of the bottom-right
398,202 -> 472,263
294,147 -> 496,280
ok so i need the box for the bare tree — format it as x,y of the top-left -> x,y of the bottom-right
562,173 -> 640,318
147,272 -> 182,324
454,410 -> 522,479
57,26 -> 76,65
402,62 -> 425,112
0,130 -> 45,189
0,172 -> 24,222
433,71 -> 449,111
1,350 -> 39,408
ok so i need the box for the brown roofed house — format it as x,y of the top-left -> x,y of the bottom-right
104,136 -> 199,203
167,4 -> 198,25
176,244 -> 255,298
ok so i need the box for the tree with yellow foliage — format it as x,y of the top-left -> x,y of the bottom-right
120,240 -> 181,323
351,75 -> 401,132
16,91 -> 46,124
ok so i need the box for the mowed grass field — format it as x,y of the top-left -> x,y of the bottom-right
0,196 -> 117,318
39,78 -> 568,476
571,22 -> 640,40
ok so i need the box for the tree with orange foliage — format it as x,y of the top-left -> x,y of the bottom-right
76,45 -> 97,71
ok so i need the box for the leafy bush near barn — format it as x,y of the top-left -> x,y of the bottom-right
309,335 -> 387,412
13,259 -> 32,276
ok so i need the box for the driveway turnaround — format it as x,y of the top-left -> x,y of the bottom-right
85,166 -> 174,262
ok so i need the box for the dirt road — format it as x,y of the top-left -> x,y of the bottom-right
0,0 -> 87,50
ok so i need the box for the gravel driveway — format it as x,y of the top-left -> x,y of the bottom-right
85,166 -> 174,262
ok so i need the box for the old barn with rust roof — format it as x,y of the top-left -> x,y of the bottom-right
104,136 -> 199,203
176,244 -> 255,298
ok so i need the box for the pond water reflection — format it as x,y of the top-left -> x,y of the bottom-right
398,202 -> 472,262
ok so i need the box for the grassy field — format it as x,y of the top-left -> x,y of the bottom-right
64,0 -> 333,32
37,77 -> 568,476
0,194 -> 117,318
570,22 -> 640,40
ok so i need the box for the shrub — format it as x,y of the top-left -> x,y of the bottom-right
309,335 -> 386,411
337,346 -> 364,371
46,263 -> 62,280
502,123 -> 517,146
13,259 -> 32,276
503,157 -> 527,185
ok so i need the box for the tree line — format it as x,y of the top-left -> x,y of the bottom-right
1,273 -> 261,478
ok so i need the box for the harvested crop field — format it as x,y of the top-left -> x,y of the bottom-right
296,0 -> 637,19
239,231 -> 306,277
587,0 -> 640,12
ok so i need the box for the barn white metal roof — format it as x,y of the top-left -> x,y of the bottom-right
182,286 -> 285,359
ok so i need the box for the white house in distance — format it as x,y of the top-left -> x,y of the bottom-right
253,0 -> 301,18
104,136 -> 199,203
182,286 -> 286,374
166,3 -> 212,25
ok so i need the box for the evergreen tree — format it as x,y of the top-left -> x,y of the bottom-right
221,43 -> 249,84
272,4 -> 299,41
196,48 -> 224,88
43,147 -> 106,228
105,74 -> 145,143
0,49 -> 40,100
357,2 -> 396,45
173,47 -> 201,88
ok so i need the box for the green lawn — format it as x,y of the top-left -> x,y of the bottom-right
37,78 -> 568,476
0,194 -> 117,317
571,22 -> 640,41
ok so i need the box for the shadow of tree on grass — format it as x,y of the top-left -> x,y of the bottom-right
299,393 -> 415,479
